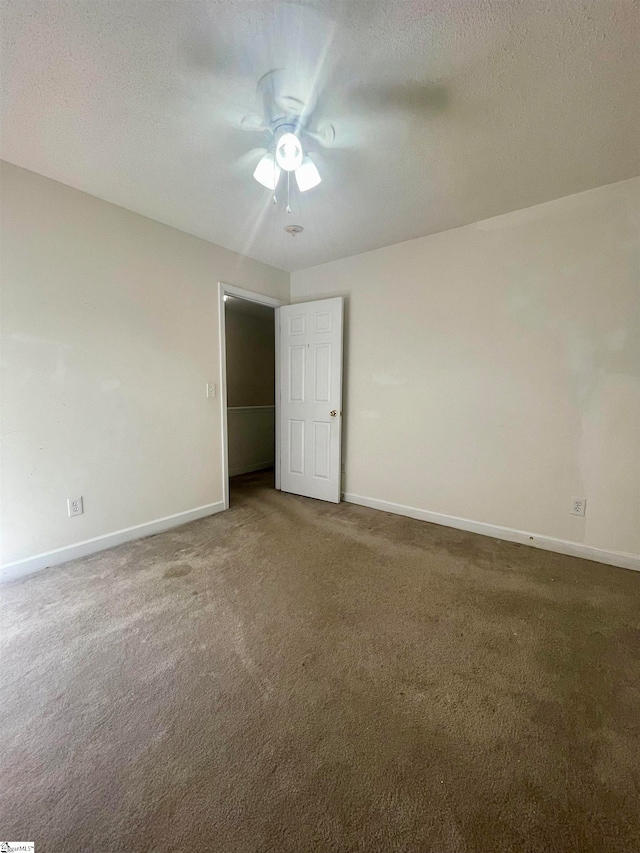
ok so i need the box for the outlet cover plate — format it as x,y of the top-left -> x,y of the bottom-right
571,497 -> 586,516
68,496 -> 84,517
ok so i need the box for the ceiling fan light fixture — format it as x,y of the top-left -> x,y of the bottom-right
295,156 -> 321,192
275,131 -> 303,172
253,153 -> 281,190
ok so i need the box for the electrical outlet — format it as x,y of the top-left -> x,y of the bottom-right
206,382 -> 216,398
571,497 -> 586,517
68,496 -> 84,517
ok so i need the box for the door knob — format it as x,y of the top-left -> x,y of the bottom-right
330,410 -> 338,417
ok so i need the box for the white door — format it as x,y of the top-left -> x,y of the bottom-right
278,297 -> 343,502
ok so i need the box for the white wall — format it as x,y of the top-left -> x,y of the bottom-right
0,161 -> 288,570
291,178 -> 640,564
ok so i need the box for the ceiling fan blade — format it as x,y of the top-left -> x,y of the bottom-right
180,0 -> 339,144
304,121 -> 336,148
239,112 -> 269,133
347,82 -> 449,116
232,147 -> 268,175
257,68 -> 318,129
238,147 -> 268,166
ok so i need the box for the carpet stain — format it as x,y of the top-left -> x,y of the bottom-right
163,564 -> 192,578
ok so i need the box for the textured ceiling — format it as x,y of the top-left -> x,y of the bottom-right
1,1 -> 638,272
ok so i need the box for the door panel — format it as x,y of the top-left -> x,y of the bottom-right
314,343 -> 331,402
313,421 -> 331,479
289,345 -> 305,402
289,420 -> 305,475
279,297 -> 343,502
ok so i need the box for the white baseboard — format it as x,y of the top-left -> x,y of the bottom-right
229,462 -> 274,477
0,501 -> 226,583
342,493 -> 640,572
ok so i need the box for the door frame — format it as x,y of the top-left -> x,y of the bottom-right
217,282 -> 287,510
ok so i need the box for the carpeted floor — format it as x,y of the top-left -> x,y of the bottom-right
1,470 -> 639,853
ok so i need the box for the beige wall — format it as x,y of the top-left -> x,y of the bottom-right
225,308 -> 275,407
3,161 -> 638,570
0,161 -> 288,566
291,178 -> 640,560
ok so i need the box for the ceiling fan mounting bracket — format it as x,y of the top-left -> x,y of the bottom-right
272,120 -> 302,144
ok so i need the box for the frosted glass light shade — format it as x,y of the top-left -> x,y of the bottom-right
295,156 -> 321,192
253,153 -> 281,190
275,132 -> 303,172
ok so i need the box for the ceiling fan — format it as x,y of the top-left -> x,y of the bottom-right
239,66 -> 448,204
186,3 -> 449,209
244,69 -> 333,197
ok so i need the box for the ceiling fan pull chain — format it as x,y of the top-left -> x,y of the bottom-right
286,171 -> 292,214
273,155 -> 278,204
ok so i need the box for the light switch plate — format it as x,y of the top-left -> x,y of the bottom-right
206,382 -> 216,398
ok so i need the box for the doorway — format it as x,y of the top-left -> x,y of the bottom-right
218,283 -> 285,509
218,283 -> 344,510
